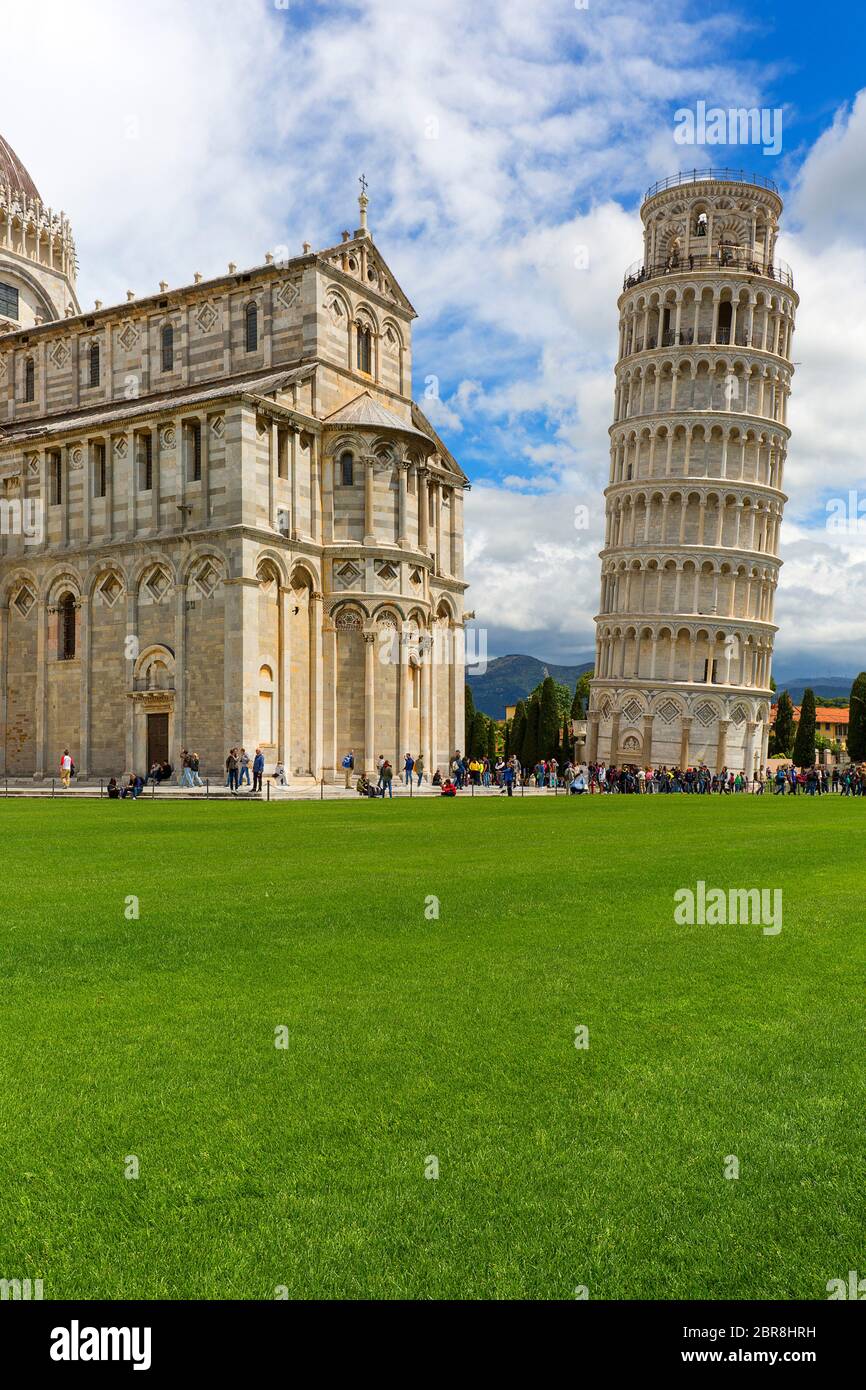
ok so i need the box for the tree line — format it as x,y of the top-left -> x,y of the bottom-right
465,672 -> 592,767
770,673 -> 866,766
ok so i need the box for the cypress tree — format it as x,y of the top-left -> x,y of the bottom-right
773,690 -> 794,757
486,719 -> 497,762
464,683 -> 476,753
510,701 -> 526,767
503,719 -> 511,761
538,676 -> 560,760
524,695 -> 541,768
792,687 -> 817,769
470,710 -> 487,759
847,672 -> 866,762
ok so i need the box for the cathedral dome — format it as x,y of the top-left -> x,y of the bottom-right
0,133 -> 41,202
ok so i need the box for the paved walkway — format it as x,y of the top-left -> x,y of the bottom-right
0,778 -> 562,802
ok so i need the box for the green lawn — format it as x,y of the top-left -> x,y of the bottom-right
0,794 -> 863,1300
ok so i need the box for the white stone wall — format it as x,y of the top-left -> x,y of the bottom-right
590,174 -> 797,774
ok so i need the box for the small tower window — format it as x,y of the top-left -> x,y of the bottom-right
161,324 -> 174,372
89,341 -> 100,386
356,324 -> 372,374
59,593 -> 76,660
50,453 -> 62,506
94,442 -> 107,498
245,302 -> 258,352
140,433 -> 153,491
189,420 -> 202,481
24,356 -> 35,402
340,451 -> 354,486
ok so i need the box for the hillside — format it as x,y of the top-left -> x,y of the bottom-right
467,654 -> 593,719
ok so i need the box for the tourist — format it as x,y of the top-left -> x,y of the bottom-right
238,748 -> 251,787
60,748 -> 73,789
403,752 -> 414,785
342,749 -> 355,788
252,748 -> 265,793
376,754 -> 385,791
274,760 -> 287,786
440,777 -> 457,797
180,749 -> 194,787
414,753 -> 425,786
380,760 -> 393,798
107,776 -> 120,800
190,753 -> 204,787
502,761 -> 515,797
225,747 -> 239,792
431,768 -> 442,786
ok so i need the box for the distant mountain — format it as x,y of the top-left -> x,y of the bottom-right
468,654 -> 593,719
772,676 -> 855,705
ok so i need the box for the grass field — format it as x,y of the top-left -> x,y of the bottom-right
1,794 -> 864,1300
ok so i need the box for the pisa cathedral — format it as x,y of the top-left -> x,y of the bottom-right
0,137 -> 467,782
589,171 -> 797,775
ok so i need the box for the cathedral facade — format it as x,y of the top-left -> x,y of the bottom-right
589,171 -> 797,774
0,139 -> 467,782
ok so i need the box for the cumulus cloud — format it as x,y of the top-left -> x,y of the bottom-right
4,0 -> 864,672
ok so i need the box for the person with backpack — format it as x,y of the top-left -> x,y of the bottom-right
342,750 -> 355,789
60,749 -> 73,789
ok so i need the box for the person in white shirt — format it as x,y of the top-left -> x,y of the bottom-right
60,749 -> 73,789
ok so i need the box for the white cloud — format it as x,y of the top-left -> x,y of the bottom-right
4,0 -> 865,672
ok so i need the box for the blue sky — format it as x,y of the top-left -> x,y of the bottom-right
4,0 -> 866,676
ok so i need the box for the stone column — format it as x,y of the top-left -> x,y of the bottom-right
451,619 -> 464,757
587,711 -> 600,763
609,711 -> 621,762
310,435 -> 322,543
397,462 -> 409,546
61,444 -> 70,547
39,449 -> 49,553
743,720 -> 757,780
420,641 -> 431,774
716,718 -> 730,772
201,413 -> 210,524
290,428 -> 300,540
642,714 -> 653,767
79,595 -> 91,777
398,635 -> 410,764
434,481 -> 442,571
680,716 -> 692,768
323,449 -> 335,543
174,580 -> 187,764
151,427 -> 161,533
124,585 -> 137,774
310,590 -> 324,779
268,421 -> 278,531
106,437 -> 115,542
35,599 -> 48,778
364,630 -> 376,777
278,584 -> 291,773
418,468 -> 429,551
324,617 -> 337,781
364,455 -> 375,544
126,429 -> 135,538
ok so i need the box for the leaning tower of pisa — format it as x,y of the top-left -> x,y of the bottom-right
588,170 -> 798,775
